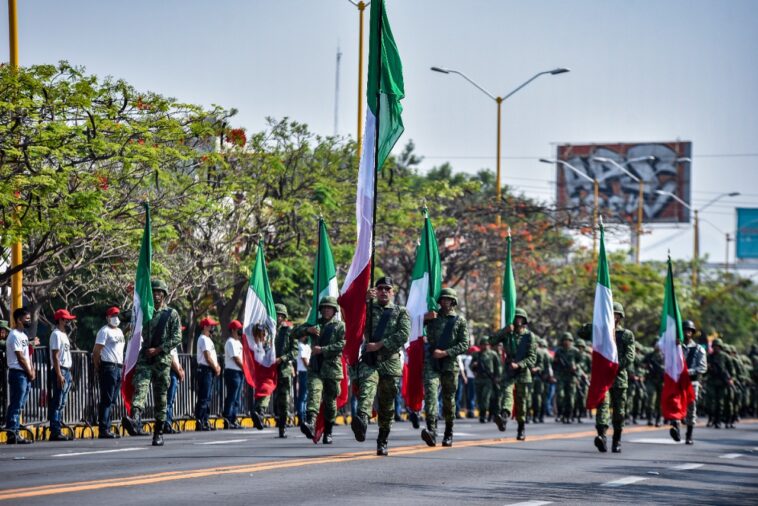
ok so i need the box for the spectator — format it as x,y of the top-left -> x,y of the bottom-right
164,345 -> 185,434
48,309 -> 77,441
194,317 -> 220,430
4,307 -> 35,444
296,333 -> 311,423
93,306 -> 124,439
223,320 -> 245,429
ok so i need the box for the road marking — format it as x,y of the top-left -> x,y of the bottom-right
506,501 -> 553,506
629,438 -> 681,445
602,476 -> 648,487
195,439 -> 248,445
719,453 -> 743,459
51,448 -> 145,458
671,463 -> 704,470
0,424 -> 666,501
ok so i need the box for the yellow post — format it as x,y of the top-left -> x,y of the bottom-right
492,97 -> 503,331
356,1 -> 367,158
593,178 -> 599,262
636,179 -> 643,264
9,0 -> 23,316
692,209 -> 699,290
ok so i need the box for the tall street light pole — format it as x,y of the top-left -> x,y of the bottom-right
9,0 -> 22,316
348,1 -> 369,158
539,158 -> 599,261
591,156 -> 655,264
431,65 -> 569,330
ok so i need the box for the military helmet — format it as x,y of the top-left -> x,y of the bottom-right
0,320 -> 10,332
274,303 -> 289,318
682,320 -> 696,332
560,332 -> 573,343
151,279 -> 169,294
438,287 -> 458,305
613,302 -> 625,318
711,337 -> 724,348
577,323 -> 593,340
318,296 -> 339,310
514,307 -> 528,323
478,336 -> 490,346
576,337 -> 586,348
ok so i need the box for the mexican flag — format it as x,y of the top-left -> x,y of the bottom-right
339,0 -> 405,367
657,257 -> 695,419
241,240 -> 278,398
586,221 -> 618,409
121,203 -> 154,415
402,208 -> 441,412
500,229 -> 516,328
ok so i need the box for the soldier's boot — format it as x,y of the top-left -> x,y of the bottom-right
706,415 -> 713,427
611,427 -> 622,453
322,423 -> 333,445
516,421 -> 526,441
377,429 -> 389,456
252,410 -> 264,431
479,415 -> 486,424
163,422 -> 177,435
441,423 -> 454,447
669,421 -> 681,442
408,411 -> 420,430
647,415 -> 654,427
594,426 -> 608,453
6,431 -> 32,445
300,415 -> 315,440
277,415 -> 287,439
421,422 -> 437,447
151,424 -> 164,447
655,416 -> 661,427
122,409 -> 147,437
493,411 -> 507,432
351,413 -> 368,442
685,424 -> 694,445
539,414 -> 545,423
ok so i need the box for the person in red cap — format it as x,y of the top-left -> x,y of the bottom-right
48,308 -> 77,441
194,317 -> 221,430
223,320 -> 244,429
93,307 -> 125,438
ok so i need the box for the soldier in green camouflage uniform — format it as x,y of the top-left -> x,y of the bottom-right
293,296 -> 345,444
421,288 -> 470,448
530,337 -> 552,423
350,277 -> 411,456
122,279 -> 182,447
749,345 -> 758,417
554,332 -> 580,424
724,344 -> 742,428
628,345 -> 648,424
491,307 -> 537,441
472,336 -> 501,423
252,304 -> 298,438
574,337 -> 592,423
706,338 -> 733,428
594,302 -> 636,454
643,344 -> 665,426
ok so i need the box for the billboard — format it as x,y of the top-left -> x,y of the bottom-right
736,208 -> 758,259
555,142 -> 692,224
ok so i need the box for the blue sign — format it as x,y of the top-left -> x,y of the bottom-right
736,208 -> 758,259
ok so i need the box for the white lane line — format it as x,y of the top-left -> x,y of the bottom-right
719,453 -> 743,459
195,439 -> 248,445
671,463 -> 704,470
602,476 -> 648,487
506,501 -> 553,506
629,438 -> 681,445
52,448 -> 145,457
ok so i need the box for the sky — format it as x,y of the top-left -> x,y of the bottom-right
2,0 -> 757,269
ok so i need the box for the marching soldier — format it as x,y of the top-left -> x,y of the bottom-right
553,332 -> 580,424
628,345 -> 648,424
574,337 -> 591,423
707,338 -> 733,428
122,279 -> 182,446
530,337 -> 552,423
421,288 -> 470,448
673,319 -> 707,444
273,304 -> 298,438
350,277 -> 411,456
295,296 -> 345,444
491,307 -> 537,440
593,302 -> 636,453
643,344 -> 664,426
472,336 -> 501,423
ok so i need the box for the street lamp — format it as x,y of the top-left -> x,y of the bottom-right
432,65 -> 570,329
591,155 -> 655,264
539,158 -> 599,259
655,189 -> 740,288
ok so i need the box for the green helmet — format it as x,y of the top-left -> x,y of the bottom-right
711,338 -> 724,348
514,307 -> 528,323
478,336 -> 490,346
318,296 -> 339,310
576,338 -> 586,348
577,323 -> 593,340
613,302 -> 625,318
438,287 -> 458,305
0,320 -> 10,332
560,332 -> 573,343
274,303 -> 289,318
151,279 -> 169,294
682,320 -> 696,332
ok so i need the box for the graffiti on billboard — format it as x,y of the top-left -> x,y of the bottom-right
556,142 -> 692,224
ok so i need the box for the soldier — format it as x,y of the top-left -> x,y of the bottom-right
553,332 -> 580,424
491,307 -> 537,441
93,307 -> 125,438
0,320 -> 10,349
273,304 -> 297,438
723,344 -> 741,428
195,317 -> 222,431
350,277 -> 411,456
574,337 -> 592,423
643,344 -> 664,426
4,308 -> 35,444
594,302 -> 636,453
122,279 -> 183,446
628,345 -> 648,424
530,337 -> 552,423
48,308 -> 76,441
223,320 -> 244,429
672,320 -> 707,444
472,337 -> 501,423
706,338 -> 732,428
420,287 -> 470,447
295,296 -> 345,444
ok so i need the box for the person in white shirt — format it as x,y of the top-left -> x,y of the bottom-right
194,317 -> 220,430
296,335 -> 311,423
223,320 -> 245,429
4,308 -> 36,444
48,308 -> 77,441
93,306 -> 125,439
165,345 -> 185,434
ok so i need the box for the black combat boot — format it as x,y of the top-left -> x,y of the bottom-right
441,423 -> 454,447
479,416 -> 486,424
252,410 -> 264,431
351,413 -> 367,442
278,415 -> 288,439
493,411 -> 507,432
669,421 -> 681,442
322,422 -> 333,444
122,409 -> 147,436
594,426 -> 608,453
377,429 -> 389,456
163,422 -> 177,434
421,422 -> 437,447
655,416 -> 661,427
98,429 -> 120,439
300,415 -> 315,440
516,421 -> 526,441
611,426 -> 622,453
685,424 -> 694,445
152,424 -> 164,446
408,411 -> 420,430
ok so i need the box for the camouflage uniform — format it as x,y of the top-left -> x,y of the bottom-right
472,337 -> 501,423
553,333 -> 581,423
681,320 -> 707,444
706,339 -> 732,428
574,338 -> 592,421
530,338 -> 552,423
643,346 -> 664,426
628,346 -> 648,424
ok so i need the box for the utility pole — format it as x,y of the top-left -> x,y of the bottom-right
333,45 -> 342,136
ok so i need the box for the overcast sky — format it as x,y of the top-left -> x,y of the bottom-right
3,0 -> 757,268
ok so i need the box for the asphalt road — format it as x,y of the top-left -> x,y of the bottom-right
1,418 -> 756,505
